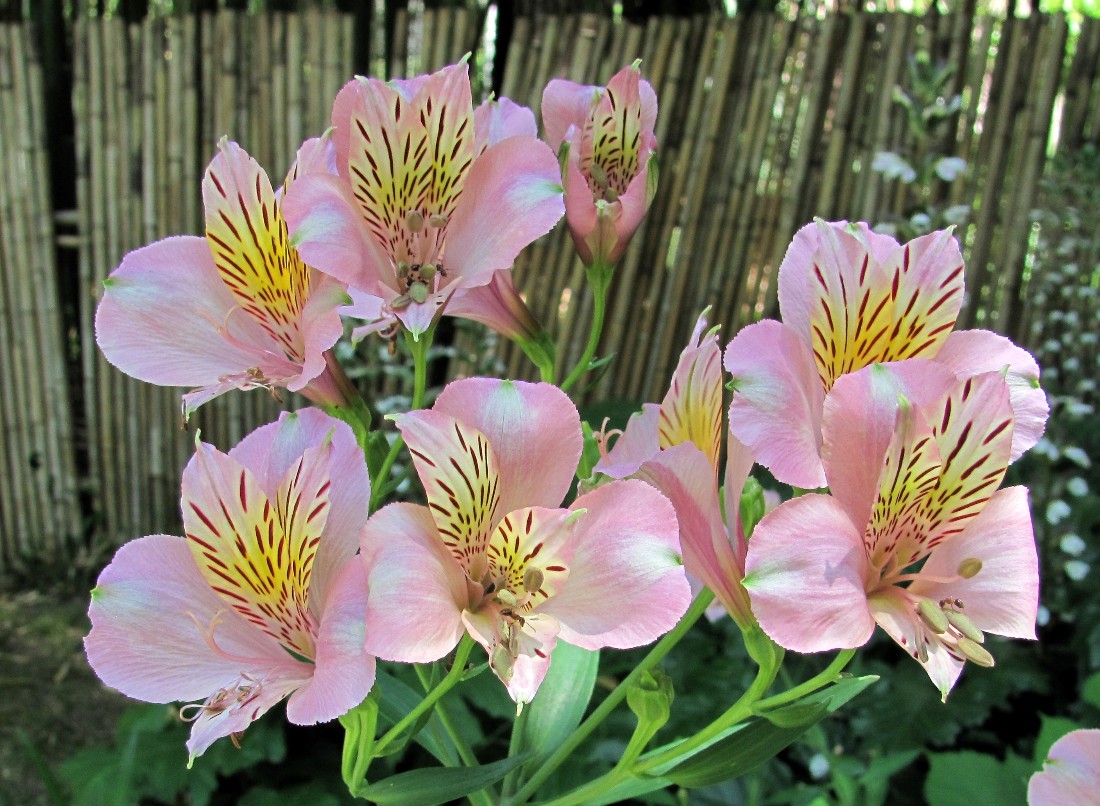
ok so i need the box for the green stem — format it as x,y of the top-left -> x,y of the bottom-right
560,262 -> 612,392
501,703 -> 529,799
373,636 -> 476,758
508,589 -> 714,804
751,649 -> 855,713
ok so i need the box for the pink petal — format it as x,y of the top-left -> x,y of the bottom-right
910,486 -> 1038,640
869,585 -> 964,699
85,535 -> 295,704
230,410 -> 370,609
360,503 -> 468,663
284,135 -> 338,189
743,495 -> 875,652
462,608 -> 558,705
822,360 -> 956,534
95,236 -> 276,388
287,559 -> 376,725
444,269 -> 543,342
282,172 -> 392,295
594,403 -> 661,478
541,79 -> 597,151
561,155 -> 600,264
1029,729 -> 1100,806
723,432 -> 755,569
474,96 -> 538,153
657,312 -> 724,470
185,672 -> 305,761
442,136 -> 564,288
934,329 -> 1049,461
725,319 -> 827,489
545,480 -> 690,650
392,409 -> 502,579
433,378 -> 583,514
634,444 -> 751,624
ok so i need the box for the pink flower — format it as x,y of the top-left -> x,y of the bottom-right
85,410 -> 375,760
595,313 -> 754,627
359,378 -> 690,704
1029,729 -> 1100,805
542,62 -> 658,267
724,220 -> 1048,489
282,64 -> 564,339
95,138 -> 351,418
743,361 -> 1039,699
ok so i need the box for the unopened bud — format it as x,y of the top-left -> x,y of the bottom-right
405,210 -> 425,232
957,558 -> 983,579
917,598 -> 950,634
956,636 -> 995,667
945,609 -> 985,643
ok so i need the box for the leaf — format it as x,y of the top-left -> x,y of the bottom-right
356,756 -> 526,805
1033,715 -> 1082,765
516,642 -> 599,770
656,675 -> 878,788
374,670 -> 458,765
1081,670 -> 1100,710
924,750 -> 1030,806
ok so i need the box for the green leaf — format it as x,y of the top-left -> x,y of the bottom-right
924,750 -> 1030,806
656,675 -> 878,788
1082,670 -> 1100,710
356,756 -> 526,805
516,642 -> 599,769
374,670 -> 457,765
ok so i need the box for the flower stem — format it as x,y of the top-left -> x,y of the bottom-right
507,589 -> 714,804
560,262 -> 612,392
373,636 -> 477,758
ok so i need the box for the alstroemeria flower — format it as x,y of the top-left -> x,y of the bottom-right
542,62 -> 658,267
283,64 -> 564,339
724,220 -> 1048,489
360,378 -> 690,703
85,410 -> 375,760
595,313 -> 754,627
1029,729 -> 1100,805
96,138 -> 351,417
743,362 -> 1039,698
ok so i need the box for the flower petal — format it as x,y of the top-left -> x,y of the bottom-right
541,79 -> 597,152
229,410 -> 370,612
725,319 -> 827,489
546,480 -> 690,650
433,378 -> 582,514
869,585 -> 964,699
286,559 -> 376,725
474,96 -> 537,153
910,486 -> 1038,640
85,535 -> 295,704
1029,729 -> 1100,806
933,329 -> 1048,461
594,403 -> 661,479
462,608 -> 558,705
95,236 -> 277,388
744,495 -> 875,652
442,136 -> 564,288
444,269 -> 543,342
181,440 -> 333,660
393,409 -> 502,580
658,314 -> 723,471
360,503 -> 468,662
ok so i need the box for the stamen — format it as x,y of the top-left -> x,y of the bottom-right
956,636 -> 995,667
391,293 -> 411,310
957,558 -> 983,579
408,281 -> 429,304
944,610 -> 985,643
523,567 -> 544,594
428,214 -> 448,228
405,210 -> 425,232
917,598 -> 950,634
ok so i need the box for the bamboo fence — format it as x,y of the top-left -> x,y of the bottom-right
0,7 -> 1097,570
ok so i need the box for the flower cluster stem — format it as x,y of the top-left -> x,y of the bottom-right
560,262 -> 612,392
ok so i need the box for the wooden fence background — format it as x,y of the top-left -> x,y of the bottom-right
1,7 -> 1098,571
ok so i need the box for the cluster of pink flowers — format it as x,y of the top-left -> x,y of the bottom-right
84,59 -> 1076,799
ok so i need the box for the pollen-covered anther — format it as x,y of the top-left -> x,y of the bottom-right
944,609 -> 985,644
428,214 -> 448,229
917,598 -> 950,634
957,557 -> 983,579
396,261 -> 410,280
405,210 -> 425,232
523,567 -> 544,594
408,282 -> 429,304
956,636 -> 995,667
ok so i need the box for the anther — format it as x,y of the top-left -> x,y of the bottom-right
957,558 -> 983,579
396,261 -> 410,280
391,294 -> 412,309
590,163 -> 610,188
418,263 -> 437,283
956,637 -> 995,667
945,610 -> 985,644
523,567 -> 544,594
405,210 -> 425,232
408,281 -> 429,304
428,214 -> 448,228
917,598 -> 950,634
